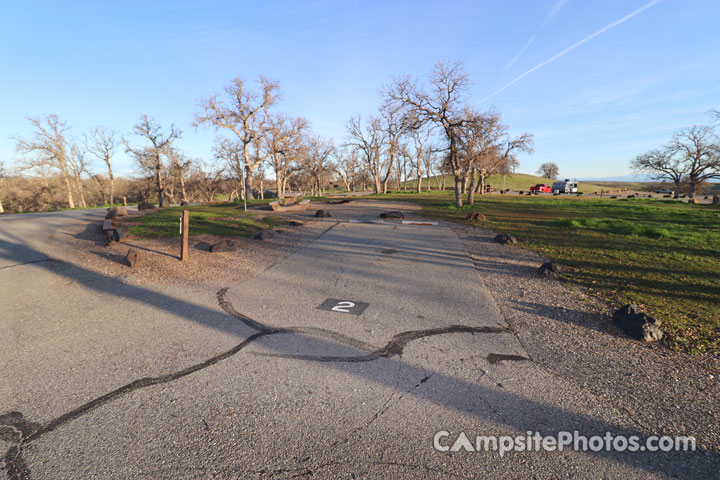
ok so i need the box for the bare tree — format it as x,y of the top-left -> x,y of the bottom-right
408,128 -> 431,193
345,116 -> 385,193
67,145 -> 89,207
124,115 -> 181,207
474,132 -> 534,197
85,127 -> 117,204
14,115 -> 76,208
168,149 -> 193,203
378,101 -> 409,194
301,136 -> 335,196
631,148 -> 684,198
537,162 -> 559,180
336,148 -> 360,191
213,138 -> 246,200
668,125 -> 720,199
194,76 -> 280,199
385,60 -> 472,206
264,114 -> 309,195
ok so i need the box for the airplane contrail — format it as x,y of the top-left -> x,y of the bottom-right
483,0 -> 662,103
504,0 -> 570,70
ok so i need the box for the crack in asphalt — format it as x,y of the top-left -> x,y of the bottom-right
2,287 -> 514,480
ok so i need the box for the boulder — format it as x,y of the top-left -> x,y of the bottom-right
125,249 -> 143,268
138,202 -> 156,211
180,201 -> 189,206
315,209 -> 332,218
466,211 -> 486,221
253,230 -> 277,241
663,195 -> 671,198
289,220 -> 304,227
612,304 -> 663,342
379,211 -> 406,219
104,225 -> 130,244
209,239 -> 237,253
537,261 -> 562,278
105,206 -> 128,219
627,194 -> 636,199
494,234 -> 517,245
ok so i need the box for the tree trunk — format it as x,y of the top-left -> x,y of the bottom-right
74,175 -> 87,207
467,167 -> 477,205
688,179 -> 696,199
106,160 -> 115,205
180,174 -> 188,202
454,176 -> 463,207
155,167 -> 164,207
260,179 -> 264,200
0,197 -> 4,214
416,164 -> 422,194
673,179 -> 681,199
62,170 -> 75,208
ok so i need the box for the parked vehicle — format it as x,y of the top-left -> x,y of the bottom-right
654,188 -> 674,194
552,179 -> 579,193
530,184 -> 552,193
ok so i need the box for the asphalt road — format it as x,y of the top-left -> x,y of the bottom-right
1,210 -> 716,479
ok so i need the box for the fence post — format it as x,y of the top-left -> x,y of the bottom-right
180,210 -> 189,261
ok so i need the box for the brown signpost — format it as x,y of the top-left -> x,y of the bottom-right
180,210 -> 189,261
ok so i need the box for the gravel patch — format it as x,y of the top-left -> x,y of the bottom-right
453,222 -> 720,454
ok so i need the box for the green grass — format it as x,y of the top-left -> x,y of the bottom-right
128,200 -> 288,238
362,191 -> 720,355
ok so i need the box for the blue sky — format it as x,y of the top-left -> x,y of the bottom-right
1,0 -> 718,179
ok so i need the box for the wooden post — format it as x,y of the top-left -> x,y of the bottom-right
180,210 -> 189,261
123,196 -> 127,207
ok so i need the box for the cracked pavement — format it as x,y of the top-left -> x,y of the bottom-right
1,209 -> 717,479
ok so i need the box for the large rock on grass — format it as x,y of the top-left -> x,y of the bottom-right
494,233 -> 516,245
613,304 -> 663,342
315,209 -> 332,218
138,202 -> 156,211
209,239 -> 237,253
466,211 -> 486,221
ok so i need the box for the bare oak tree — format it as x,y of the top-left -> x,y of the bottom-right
631,148 -> 684,198
264,114 -> 309,195
345,116 -> 385,193
14,115 -> 76,208
0,161 -> 6,214
194,76 -> 280,199
669,125 -> 720,199
85,126 -> 117,204
385,60 -> 472,206
67,145 -> 89,208
124,115 -> 181,206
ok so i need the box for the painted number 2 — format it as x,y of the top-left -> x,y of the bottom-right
331,301 -> 355,313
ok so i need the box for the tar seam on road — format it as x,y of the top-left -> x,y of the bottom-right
1,287 -> 514,480
0,260 -> 49,270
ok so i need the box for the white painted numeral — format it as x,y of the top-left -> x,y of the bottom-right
331,301 -> 355,313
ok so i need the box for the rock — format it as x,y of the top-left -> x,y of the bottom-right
104,225 -> 130,244
613,304 -> 663,342
289,221 -> 304,227
610,196 -> 618,199
125,249 -> 142,268
494,234 -> 517,245
466,211 -> 486,221
648,194 -> 653,198
663,194 -> 671,198
315,209 -> 332,218
138,202 -> 156,211
209,239 -> 237,252
538,261 -> 562,278
105,206 -> 128,219
180,201 -> 189,206
253,230 -> 277,241
379,211 -> 406,219
627,194 -> 636,199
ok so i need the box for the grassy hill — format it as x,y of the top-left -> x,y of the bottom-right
403,173 -> 608,193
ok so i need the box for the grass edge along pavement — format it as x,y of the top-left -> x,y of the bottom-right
127,200 -> 288,238
362,191 -> 720,356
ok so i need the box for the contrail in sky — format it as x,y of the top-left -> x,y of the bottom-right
482,0 -> 662,103
503,0 -> 570,70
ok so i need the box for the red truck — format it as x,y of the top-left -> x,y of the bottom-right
530,183 -> 552,193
